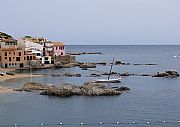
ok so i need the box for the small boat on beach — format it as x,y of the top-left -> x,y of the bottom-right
93,58 -> 122,83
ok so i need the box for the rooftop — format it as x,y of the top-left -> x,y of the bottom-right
53,42 -> 64,46
0,39 -> 17,43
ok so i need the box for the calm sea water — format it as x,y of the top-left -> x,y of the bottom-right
0,45 -> 180,127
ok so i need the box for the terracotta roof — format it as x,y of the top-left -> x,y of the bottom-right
53,42 -> 64,46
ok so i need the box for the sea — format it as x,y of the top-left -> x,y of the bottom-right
0,45 -> 180,127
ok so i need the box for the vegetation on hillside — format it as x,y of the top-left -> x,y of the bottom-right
0,32 -> 13,39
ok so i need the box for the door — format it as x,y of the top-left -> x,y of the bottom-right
5,63 -> 7,68
20,63 -> 24,68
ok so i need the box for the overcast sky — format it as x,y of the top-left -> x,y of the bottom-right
1,0 -> 180,45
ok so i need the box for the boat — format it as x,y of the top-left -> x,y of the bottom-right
93,58 -> 122,83
173,55 -> 180,58
93,77 -> 121,83
6,71 -> 15,75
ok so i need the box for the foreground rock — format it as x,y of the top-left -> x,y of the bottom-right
152,70 -> 179,78
14,82 -> 130,97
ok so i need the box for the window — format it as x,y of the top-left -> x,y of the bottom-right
56,47 -> 57,50
45,57 -> 48,60
24,57 -> 26,60
61,52 -> 63,55
12,63 -> 14,65
9,57 -> 11,61
9,52 -> 11,54
9,63 -> 11,65
14,52 -> 15,55
37,53 -> 40,56
19,52 -> 21,56
15,63 -> 17,65
5,52 -> 7,56
5,57 -> 7,59
30,56 -> 32,60
27,56 -> 29,60
59,46 -> 60,50
16,57 -> 20,61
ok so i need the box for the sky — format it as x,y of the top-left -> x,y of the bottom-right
0,0 -> 180,45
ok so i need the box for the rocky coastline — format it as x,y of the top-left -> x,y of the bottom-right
14,82 -> 130,97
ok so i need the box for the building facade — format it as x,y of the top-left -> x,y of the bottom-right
53,42 -> 65,56
0,36 -> 66,68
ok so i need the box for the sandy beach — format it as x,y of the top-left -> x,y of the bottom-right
0,86 -> 13,94
0,74 -> 44,94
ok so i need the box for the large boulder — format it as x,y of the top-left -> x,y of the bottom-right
152,70 -> 179,78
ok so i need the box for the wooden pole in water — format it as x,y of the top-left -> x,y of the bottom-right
108,58 -> 114,80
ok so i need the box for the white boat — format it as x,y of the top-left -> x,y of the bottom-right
93,58 -> 122,83
173,56 -> 180,58
93,77 -> 121,83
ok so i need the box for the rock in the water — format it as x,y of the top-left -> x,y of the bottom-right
79,63 -> 96,68
51,74 -> 61,77
119,72 -> 131,76
115,61 -> 122,65
113,86 -> 130,91
101,72 -> 118,75
152,70 -> 179,78
90,73 -> 101,77
63,73 -> 81,77
15,82 -> 130,97
61,63 -> 77,68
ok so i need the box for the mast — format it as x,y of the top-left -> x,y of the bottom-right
108,58 -> 114,80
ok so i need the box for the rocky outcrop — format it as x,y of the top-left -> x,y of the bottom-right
119,72 -> 131,76
14,82 -> 50,92
30,60 -> 44,68
113,86 -> 130,91
53,62 -> 62,68
63,73 -> 81,77
133,63 -> 157,66
54,62 -> 78,68
62,63 -> 78,68
67,52 -> 101,55
14,82 -> 130,97
152,70 -> 179,78
79,63 -> 96,68
89,73 -> 101,77
115,61 -> 122,65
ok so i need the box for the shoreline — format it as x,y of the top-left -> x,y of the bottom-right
0,86 -> 13,94
0,74 -> 44,94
